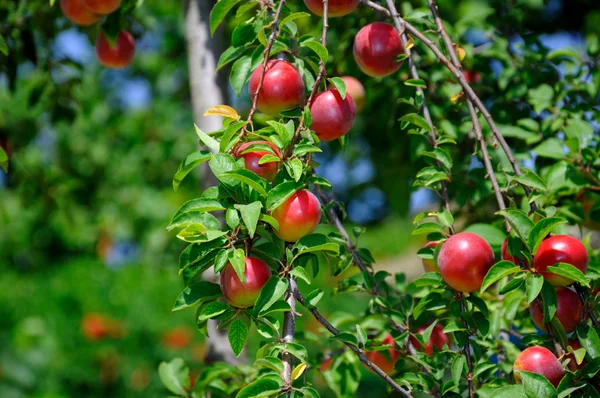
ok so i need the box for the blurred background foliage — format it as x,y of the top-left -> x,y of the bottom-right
0,0 -> 599,396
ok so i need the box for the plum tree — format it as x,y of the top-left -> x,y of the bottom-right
234,140 -> 281,182
248,60 -> 305,117
353,22 -> 404,77
410,324 -> 450,356
437,232 -> 495,292
82,0 -> 122,14
95,30 -> 136,68
365,334 -> 399,374
533,235 -> 589,286
60,0 -> 102,26
339,76 -> 365,112
219,257 -> 271,308
309,88 -> 356,141
271,190 -> 321,242
303,0 -> 359,18
513,346 -> 565,387
421,241 -> 440,273
530,287 -> 583,333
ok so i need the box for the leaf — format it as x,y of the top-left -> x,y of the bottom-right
411,272 -> 443,287
259,154 -> 281,165
254,357 -> 284,373
204,105 -> 239,120
356,325 -> 367,347
533,138 -> 565,159
229,248 -> 246,284
514,170 -> 548,192
220,121 -> 247,153
290,267 -> 311,284
228,318 -> 249,357
525,273 -> 544,304
287,158 -> 304,182
301,40 -> 328,63
210,0 -> 242,36
172,280 -> 222,311
496,209 -> 534,248
300,387 -> 321,398
490,385 -> 526,398
230,55 -> 252,96
231,24 -> 256,47
328,77 -> 347,99
518,370 -> 557,398
405,78 -> 427,88
412,222 -> 443,235
438,210 -> 454,228
292,363 -> 308,380
195,124 -> 220,153
235,375 -> 282,398
306,289 -> 324,307
280,12 -> 311,27
547,263 -> 590,287
266,121 -> 293,147
294,234 -> 338,256
235,201 -> 263,238
421,148 -> 453,171
267,181 -> 298,210
578,325 -> 600,360
540,281 -> 558,323
171,199 -> 225,221
451,355 -> 465,387
259,213 -> 280,231
216,45 -> 246,71
331,332 -> 359,347
254,277 -> 288,316
172,151 -> 212,191
399,113 -> 432,132
167,211 -> 220,232
480,261 -> 521,293
293,144 -> 322,157
197,301 -> 229,322
528,217 -> 567,255
226,208 -> 240,229
158,358 -> 189,395
222,169 -> 268,197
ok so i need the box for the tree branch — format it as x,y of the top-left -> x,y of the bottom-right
244,0 -> 286,133
281,275 -> 298,390
360,0 -> 535,208
458,294 -> 475,398
283,0 -> 329,159
295,290 -> 414,398
426,0 -> 508,229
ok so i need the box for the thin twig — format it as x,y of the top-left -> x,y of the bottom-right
283,0 -> 330,159
458,294 -> 475,398
381,0 -> 454,232
359,0 -> 536,210
427,0 -> 508,231
281,276 -> 298,391
295,290 -> 413,398
574,284 -> 599,328
244,0 -> 286,133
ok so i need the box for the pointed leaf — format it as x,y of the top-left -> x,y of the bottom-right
235,201 -> 263,238
529,217 -> 567,254
195,124 -> 220,153
173,150 -> 212,191
228,318 -> 249,357
204,105 -> 239,119
480,261 -> 521,293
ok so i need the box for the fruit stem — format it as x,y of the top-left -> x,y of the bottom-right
294,290 -> 414,398
244,0 -> 286,134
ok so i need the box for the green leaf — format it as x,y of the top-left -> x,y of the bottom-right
214,248 -> 231,273
293,144 -> 322,157
331,332 -> 359,347
405,78 -> 427,88
254,277 -> 288,316
513,170 -> 548,192
328,77 -> 347,99
438,210 -> 454,228
235,375 -> 282,398
254,357 -> 284,373
210,0 -> 242,35
171,199 -> 225,221
301,40 -> 328,63
412,222 -> 443,235
167,211 -> 220,232
540,281 -> 558,323
267,181 -> 298,210
0,34 -> 7,56
490,385 -> 526,398
528,217 -> 567,255
234,201 -> 263,238
172,281 -> 222,311
258,154 -> 281,165
197,301 -> 229,322
578,325 -> 600,360
230,54 -> 252,96
158,358 -> 189,395
229,248 -> 246,284
231,24 -> 256,47
290,266 -> 311,284
451,355 -> 465,387
528,84 -> 554,114
356,325 -> 367,347
399,113 -> 432,132
229,318 -> 249,357
294,234 -> 338,255
300,387 -> 321,398
222,169 -> 268,197
220,121 -> 247,153
306,289 -> 324,307
525,273 -> 544,304
496,209 -> 534,248
194,124 -> 220,153
172,150 -> 212,191
259,213 -> 280,231
216,45 -> 246,71
411,272 -> 443,287
518,370 -> 557,398
547,263 -> 589,287
226,208 -> 240,229
421,148 -> 453,171
279,12 -> 311,27
533,138 -> 565,159
209,153 -> 240,185
266,121 -> 293,147
287,158 -> 304,182
480,261 -> 521,293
